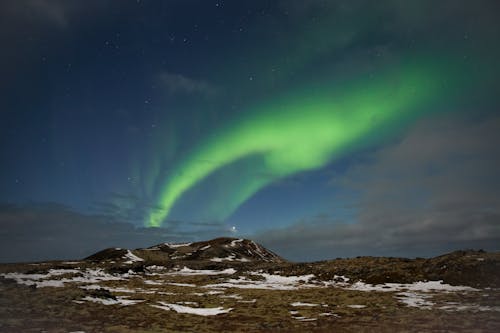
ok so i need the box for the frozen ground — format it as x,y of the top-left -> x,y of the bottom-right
1,248 -> 499,332
1,265 -> 496,314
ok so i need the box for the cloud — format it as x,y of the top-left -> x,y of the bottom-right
0,203 -> 231,263
159,72 -> 218,97
0,0 -> 89,27
254,114 -> 500,261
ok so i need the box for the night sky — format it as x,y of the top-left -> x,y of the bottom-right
1,0 -> 500,262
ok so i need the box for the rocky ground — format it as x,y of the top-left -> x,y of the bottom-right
0,238 -> 499,332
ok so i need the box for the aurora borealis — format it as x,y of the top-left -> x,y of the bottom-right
148,61 -> 445,227
1,1 -> 500,262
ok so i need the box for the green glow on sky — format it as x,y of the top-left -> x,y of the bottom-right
147,61 -> 446,227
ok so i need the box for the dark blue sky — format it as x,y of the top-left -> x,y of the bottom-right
1,1 -> 499,262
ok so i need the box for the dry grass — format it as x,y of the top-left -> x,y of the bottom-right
1,250 -> 499,332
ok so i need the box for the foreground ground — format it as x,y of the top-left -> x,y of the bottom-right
0,240 -> 499,332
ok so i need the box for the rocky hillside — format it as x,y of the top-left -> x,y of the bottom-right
83,239 -> 499,288
85,237 -> 284,266
274,249 -> 500,288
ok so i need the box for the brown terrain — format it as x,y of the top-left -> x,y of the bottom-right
0,237 -> 499,332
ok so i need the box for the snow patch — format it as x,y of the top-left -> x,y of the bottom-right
151,302 -> 232,316
191,290 -> 224,296
220,294 -> 243,300
293,316 -> 317,322
146,265 -> 166,272
345,280 -> 477,310
291,302 -> 318,307
81,296 -> 144,306
438,303 -> 500,312
123,250 -> 144,264
167,266 -> 236,276
210,255 -> 250,262
165,242 -> 192,248
80,285 -> 156,294
143,279 -> 163,285
204,272 -> 315,290
166,282 -> 197,287
230,239 -> 244,247
0,268 -> 125,288
176,301 -> 198,305
396,292 -> 434,308
347,280 -> 478,293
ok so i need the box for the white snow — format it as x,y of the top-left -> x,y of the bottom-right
249,240 -> 276,261
347,304 -> 367,309
291,302 -> 319,307
220,294 -> 243,299
333,275 -> 350,283
151,302 -> 232,316
176,301 -> 198,305
167,266 -> 236,276
166,282 -> 197,287
35,280 -> 66,287
191,290 -> 224,296
210,254 -> 249,262
143,279 -> 163,285
0,268 -> 127,288
48,268 -> 81,275
80,285 -> 156,294
0,268 -> 81,286
230,239 -> 244,247
170,255 -> 186,260
68,268 -> 128,283
146,265 -> 166,271
438,303 -> 500,312
165,242 -> 192,248
0,272 -> 49,285
347,280 -> 478,293
344,280 -> 478,309
396,292 -> 434,308
123,250 -> 144,264
293,316 -> 317,322
204,273 -> 315,290
200,245 -> 211,250
81,296 -> 144,306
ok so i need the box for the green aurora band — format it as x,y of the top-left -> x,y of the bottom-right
147,60 -> 457,227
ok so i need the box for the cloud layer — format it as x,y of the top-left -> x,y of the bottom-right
0,203 -> 231,263
255,114 -> 500,261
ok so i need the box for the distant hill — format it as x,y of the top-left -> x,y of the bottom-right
85,237 -> 285,265
83,239 -> 500,288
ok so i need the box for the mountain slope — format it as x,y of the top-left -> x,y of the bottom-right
85,237 -> 284,265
